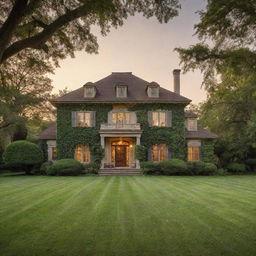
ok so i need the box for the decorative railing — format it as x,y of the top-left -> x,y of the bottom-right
100,123 -> 141,130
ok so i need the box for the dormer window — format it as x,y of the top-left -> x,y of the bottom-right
147,82 -> 159,98
116,85 -> 127,97
84,82 -> 96,98
187,118 -> 197,131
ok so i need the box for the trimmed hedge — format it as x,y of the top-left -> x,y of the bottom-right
227,163 -> 247,173
159,159 -> 187,175
141,160 -> 217,176
3,140 -> 43,174
83,162 -> 100,174
46,159 -> 83,176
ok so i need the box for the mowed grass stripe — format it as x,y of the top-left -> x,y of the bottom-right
0,175 -> 256,256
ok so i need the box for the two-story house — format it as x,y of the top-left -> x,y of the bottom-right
39,70 -> 217,171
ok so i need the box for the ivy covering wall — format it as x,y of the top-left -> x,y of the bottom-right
128,103 -> 187,160
201,139 -> 215,162
56,104 -> 112,159
56,103 -> 214,162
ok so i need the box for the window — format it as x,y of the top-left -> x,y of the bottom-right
52,147 -> 57,160
112,111 -> 130,125
187,119 -> 197,131
84,86 -> 96,98
75,145 -> 90,163
187,146 -> 200,161
72,111 -> 95,127
152,111 -> 167,126
148,86 -> 159,97
152,144 -> 168,162
116,85 -> 127,97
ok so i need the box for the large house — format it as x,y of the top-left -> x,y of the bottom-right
39,70 -> 217,170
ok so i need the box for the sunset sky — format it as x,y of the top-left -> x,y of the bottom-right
49,0 -> 206,104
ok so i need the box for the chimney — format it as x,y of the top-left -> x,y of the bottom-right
173,69 -> 181,94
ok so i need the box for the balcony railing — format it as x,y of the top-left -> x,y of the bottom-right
100,123 -> 141,130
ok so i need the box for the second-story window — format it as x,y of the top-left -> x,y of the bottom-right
187,119 -> 197,131
112,112 -> 130,125
72,111 -> 95,127
116,85 -> 127,97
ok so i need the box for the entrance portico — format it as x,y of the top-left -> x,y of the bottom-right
100,129 -> 142,169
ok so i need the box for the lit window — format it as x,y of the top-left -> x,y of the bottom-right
152,144 -> 168,162
111,111 -> 131,126
76,112 -> 92,127
188,146 -> 200,161
75,145 -> 90,163
52,147 -> 57,160
152,111 -> 167,127
187,119 -> 197,131
116,85 -> 127,97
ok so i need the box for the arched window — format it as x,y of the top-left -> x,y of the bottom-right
75,144 -> 90,163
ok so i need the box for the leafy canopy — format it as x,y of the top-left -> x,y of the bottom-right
0,0 -> 180,64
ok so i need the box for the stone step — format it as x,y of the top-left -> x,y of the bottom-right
99,169 -> 142,176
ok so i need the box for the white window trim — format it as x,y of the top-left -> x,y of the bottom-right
151,111 -> 167,127
147,86 -> 159,98
84,86 -> 96,98
47,140 -> 56,161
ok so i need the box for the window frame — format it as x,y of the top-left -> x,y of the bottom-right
152,144 -> 168,162
72,111 -> 95,127
116,85 -> 127,98
84,86 -> 96,98
187,146 -> 201,161
151,111 -> 167,127
187,118 -> 197,131
75,144 -> 91,163
147,86 -> 159,98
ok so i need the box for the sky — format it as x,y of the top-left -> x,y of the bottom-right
49,0 -> 207,104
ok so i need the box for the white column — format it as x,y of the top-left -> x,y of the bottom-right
135,135 -> 141,169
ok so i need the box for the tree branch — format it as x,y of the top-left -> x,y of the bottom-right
1,3 -> 92,63
0,0 -> 29,62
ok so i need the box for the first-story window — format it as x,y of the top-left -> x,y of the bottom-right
51,147 -> 57,160
187,146 -> 200,161
152,144 -> 168,162
75,145 -> 91,163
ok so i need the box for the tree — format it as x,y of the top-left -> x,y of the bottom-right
0,0 -> 180,65
0,52 -> 54,150
174,0 -> 256,166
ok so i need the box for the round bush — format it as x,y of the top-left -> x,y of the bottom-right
46,159 -> 83,176
140,161 -> 161,175
187,161 -> 206,175
160,159 -> 187,175
227,163 -> 247,173
3,140 -> 43,173
201,163 -> 218,175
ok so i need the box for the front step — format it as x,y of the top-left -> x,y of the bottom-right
99,169 -> 142,176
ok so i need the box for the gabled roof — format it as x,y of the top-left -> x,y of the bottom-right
39,123 -> 218,140
51,72 -> 191,104
38,123 -> 56,140
185,127 -> 218,139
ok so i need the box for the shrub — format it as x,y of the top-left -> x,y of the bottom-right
227,163 -> 247,173
83,162 -> 100,174
187,161 -> 206,175
46,159 -> 83,176
40,161 -> 53,175
3,140 -> 43,174
140,161 -> 161,175
187,161 -> 217,175
245,159 -> 256,171
215,168 -> 228,176
159,159 -> 187,175
135,145 -> 147,161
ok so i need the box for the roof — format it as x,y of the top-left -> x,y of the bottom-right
38,123 -> 56,140
185,127 -> 218,139
39,123 -> 218,140
185,111 -> 198,118
51,72 -> 191,104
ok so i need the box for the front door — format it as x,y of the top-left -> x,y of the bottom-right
115,145 -> 127,167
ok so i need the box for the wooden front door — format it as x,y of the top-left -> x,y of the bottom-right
115,145 -> 127,167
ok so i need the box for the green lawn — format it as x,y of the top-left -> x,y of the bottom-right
0,175 -> 256,256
